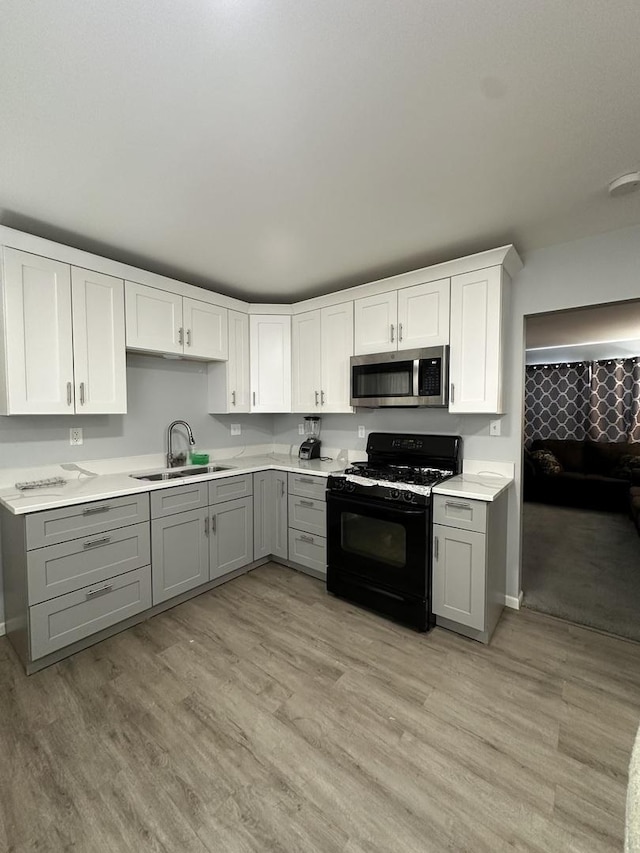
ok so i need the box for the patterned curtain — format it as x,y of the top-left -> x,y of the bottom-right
524,363 -> 590,447
588,359 -> 640,442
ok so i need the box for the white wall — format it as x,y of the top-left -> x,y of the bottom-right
0,354 -> 273,627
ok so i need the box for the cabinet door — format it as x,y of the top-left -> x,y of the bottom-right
249,315 -> 291,412
207,310 -> 250,413
397,278 -> 450,350
432,524 -> 486,631
292,310 -> 321,413
272,472 -> 288,560
320,302 -> 354,413
71,267 -> 127,414
2,248 -> 74,414
449,267 -> 504,413
354,291 -> 397,355
183,297 -> 228,361
151,508 -> 209,605
253,471 -> 273,560
125,281 -> 183,356
210,497 -> 254,579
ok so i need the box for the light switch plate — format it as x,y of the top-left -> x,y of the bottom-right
298,423 -> 305,435
69,427 -> 83,446
358,425 -> 366,438
230,424 -> 241,436
489,419 -> 501,436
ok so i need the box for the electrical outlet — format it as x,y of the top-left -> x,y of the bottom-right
358,425 -> 366,439
298,423 -> 305,435
230,424 -> 241,436
489,419 -> 501,436
69,427 -> 83,446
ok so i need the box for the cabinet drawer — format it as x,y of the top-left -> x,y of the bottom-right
25,494 -> 150,549
288,530 -> 326,576
288,495 -> 327,538
209,474 -> 252,505
433,494 -> 486,533
288,473 -> 327,502
150,482 -> 208,518
29,566 -> 151,660
27,521 -> 150,605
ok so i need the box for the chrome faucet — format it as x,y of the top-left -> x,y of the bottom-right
167,420 -> 196,468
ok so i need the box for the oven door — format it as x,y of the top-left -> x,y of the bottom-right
326,492 -> 429,596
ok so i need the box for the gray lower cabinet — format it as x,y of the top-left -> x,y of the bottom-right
210,497 -> 253,579
287,473 -> 327,578
288,529 -> 326,575
432,491 -> 508,643
253,470 -> 288,561
151,508 -> 209,604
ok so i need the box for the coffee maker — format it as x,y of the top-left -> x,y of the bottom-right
299,416 -> 321,460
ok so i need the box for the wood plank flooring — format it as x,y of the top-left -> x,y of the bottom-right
1,563 -> 639,852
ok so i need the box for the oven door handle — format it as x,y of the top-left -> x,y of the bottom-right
328,492 -> 425,516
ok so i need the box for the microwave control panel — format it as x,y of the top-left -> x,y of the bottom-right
418,359 -> 442,397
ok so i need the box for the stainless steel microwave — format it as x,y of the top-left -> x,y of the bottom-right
350,345 -> 449,408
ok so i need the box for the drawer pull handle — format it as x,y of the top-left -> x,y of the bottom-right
445,501 -> 471,511
299,499 -> 314,507
298,477 -> 315,484
85,584 -> 113,600
299,534 -> 314,544
82,505 -> 110,516
83,536 -> 111,550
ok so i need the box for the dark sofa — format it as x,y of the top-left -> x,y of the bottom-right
524,439 -> 640,512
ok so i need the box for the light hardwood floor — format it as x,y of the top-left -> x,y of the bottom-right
1,563 -> 639,852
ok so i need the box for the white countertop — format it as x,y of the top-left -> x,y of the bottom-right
0,453 -> 346,515
433,472 -> 512,502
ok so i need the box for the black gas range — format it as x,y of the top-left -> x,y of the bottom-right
326,432 -> 462,631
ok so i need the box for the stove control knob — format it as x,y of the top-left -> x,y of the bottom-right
389,489 -> 400,500
333,478 -> 345,491
345,481 -> 356,493
403,491 -> 416,503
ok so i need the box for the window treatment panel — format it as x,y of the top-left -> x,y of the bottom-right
524,363 -> 590,447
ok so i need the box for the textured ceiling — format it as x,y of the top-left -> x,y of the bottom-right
1,0 -> 640,301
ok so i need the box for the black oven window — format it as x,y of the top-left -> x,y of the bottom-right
341,512 -> 406,568
353,361 -> 412,397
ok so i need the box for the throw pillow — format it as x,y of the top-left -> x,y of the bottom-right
612,453 -> 640,480
530,449 -> 563,476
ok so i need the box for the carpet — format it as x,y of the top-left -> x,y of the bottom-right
522,502 -> 640,642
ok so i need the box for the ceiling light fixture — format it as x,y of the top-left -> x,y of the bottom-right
608,171 -> 640,197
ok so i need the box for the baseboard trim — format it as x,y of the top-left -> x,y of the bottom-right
505,591 -> 523,610
0,621 -> 5,637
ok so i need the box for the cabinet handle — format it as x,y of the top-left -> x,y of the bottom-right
82,505 -> 110,516
434,536 -> 439,561
186,328 -> 192,347
321,390 -> 325,405
67,381 -> 73,406
204,516 -> 209,537
252,392 -> 256,406
231,390 -> 236,406
450,383 -> 455,404
299,534 -> 314,544
445,501 -> 471,511
178,327 -> 184,346
79,382 -> 85,405
390,323 -> 395,343
281,480 -> 285,497
299,499 -> 314,507
211,514 -> 216,534
85,584 -> 113,600
83,536 -> 111,550
315,391 -> 319,407
399,322 -> 403,342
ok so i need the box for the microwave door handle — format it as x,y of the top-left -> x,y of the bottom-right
413,358 -> 420,396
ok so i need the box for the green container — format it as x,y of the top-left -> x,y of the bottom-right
190,452 -> 210,466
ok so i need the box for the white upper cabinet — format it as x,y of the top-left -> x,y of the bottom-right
125,282 -> 227,360
397,279 -> 450,350
291,310 -> 322,412
449,266 -> 506,414
354,291 -> 397,355
208,310 -> 250,413
125,281 -> 183,356
355,279 -> 450,355
250,315 -> 291,412
0,248 -> 126,415
292,302 -> 354,414
71,267 -> 127,414
182,297 -> 228,360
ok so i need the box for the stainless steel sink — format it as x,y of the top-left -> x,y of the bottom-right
131,464 -> 234,482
